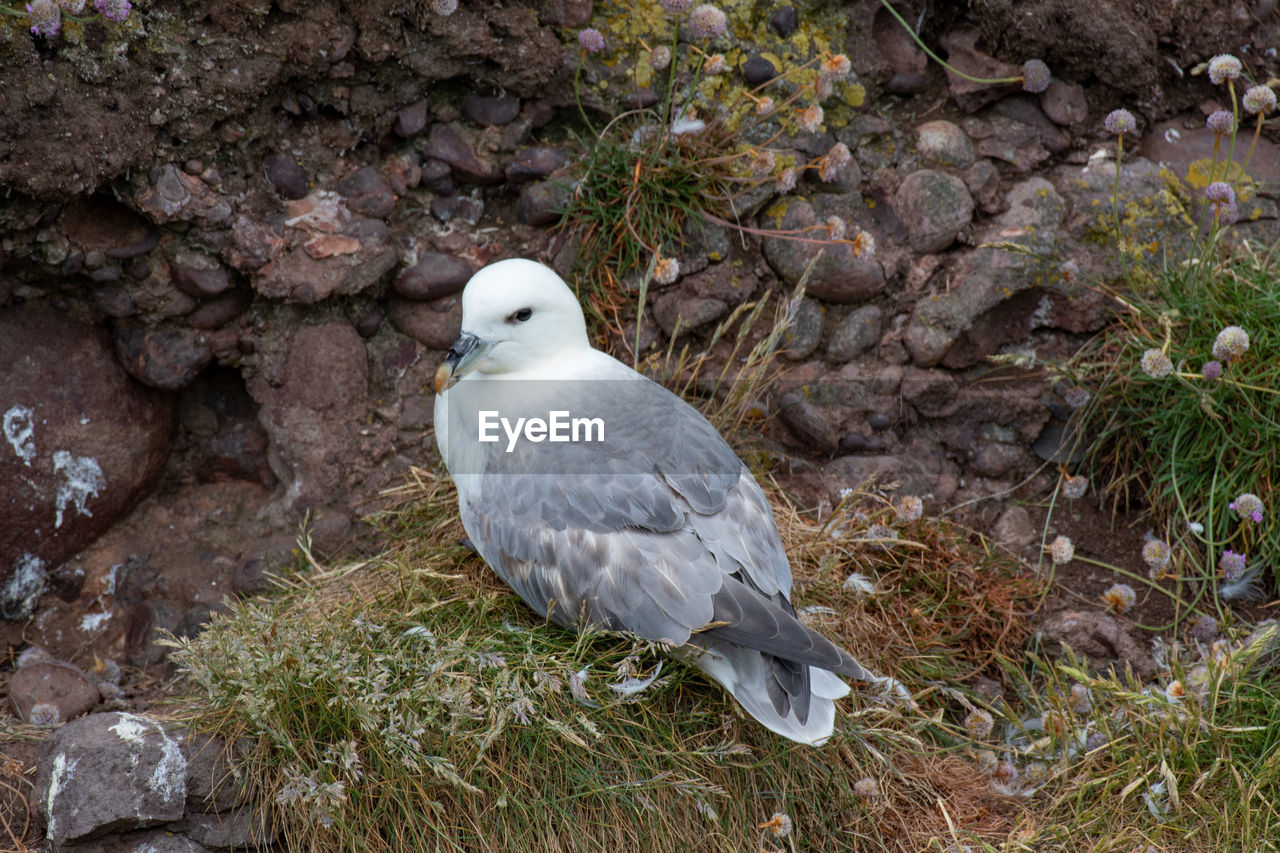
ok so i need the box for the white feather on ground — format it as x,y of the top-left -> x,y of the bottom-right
433,258 -> 884,745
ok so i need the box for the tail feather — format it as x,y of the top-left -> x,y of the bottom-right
688,641 -> 867,745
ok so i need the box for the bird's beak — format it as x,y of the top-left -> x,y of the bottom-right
434,332 -> 494,395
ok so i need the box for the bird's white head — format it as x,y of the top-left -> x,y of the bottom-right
434,259 -> 590,394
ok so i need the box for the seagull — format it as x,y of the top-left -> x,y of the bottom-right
433,258 -> 879,744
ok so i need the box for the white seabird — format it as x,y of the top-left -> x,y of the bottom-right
433,258 -> 879,745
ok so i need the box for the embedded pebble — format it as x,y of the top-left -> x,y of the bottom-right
261,153 -> 308,200
828,305 -> 882,362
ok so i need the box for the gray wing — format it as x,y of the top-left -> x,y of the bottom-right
456,378 -> 869,692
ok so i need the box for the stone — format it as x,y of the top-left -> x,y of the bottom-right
761,199 -> 885,303
226,214 -> 286,272
900,367 -> 959,418
394,99 -> 429,137
828,305 -> 882,362
36,712 -> 187,847
393,253 -> 474,301
962,158 -> 1001,210
338,166 -> 397,219
990,96 -> 1070,154
114,327 -> 214,391
261,153 -> 309,199
182,731 -> 248,813
248,323 -> 370,514
871,2 -> 928,92
516,178 -> 571,226
420,125 -> 504,186
780,297 -> 823,361
778,393 -> 838,452
915,120 -> 976,168
905,176 -> 1108,368
185,290 -> 253,330
652,293 -> 729,336
1,307 -> 174,609
1040,80 -> 1087,126
542,0 -> 593,26
742,54 -> 777,85
420,158 -> 454,194
388,297 -> 462,350
431,195 -> 459,222
96,287 -> 137,318
9,659 -> 99,724
894,169 -> 974,253
938,28 -> 1021,112
769,5 -> 797,37
252,241 -> 398,304
60,828 -> 212,853
171,254 -> 232,299
679,253 -> 758,303
505,146 -> 569,185
177,809 -> 273,849
991,506 -> 1035,547
462,93 -> 522,126
971,441 -> 1025,477
59,197 -> 156,261
821,439 -> 953,498
1040,610 -> 1157,680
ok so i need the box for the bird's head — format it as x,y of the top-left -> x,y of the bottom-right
434,259 -> 590,394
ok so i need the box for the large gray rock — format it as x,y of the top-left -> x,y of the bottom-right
37,712 -> 187,846
1,307 -> 174,616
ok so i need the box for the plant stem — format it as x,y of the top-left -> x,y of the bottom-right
877,0 -> 1022,86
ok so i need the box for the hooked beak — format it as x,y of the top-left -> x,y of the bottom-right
433,332 -> 494,395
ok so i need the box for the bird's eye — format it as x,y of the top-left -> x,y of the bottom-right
513,308 -> 533,322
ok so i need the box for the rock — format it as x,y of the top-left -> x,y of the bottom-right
252,237 -> 397,304
420,158 -> 454,194
742,54 -> 777,85
867,411 -> 891,431
182,731 -> 248,812
821,439 -> 953,498
778,393 -> 838,452
226,214 -> 286,272
462,93 -> 522,126
1140,118 -> 1280,185
505,146 -> 569,185
248,323 -> 370,514
420,125 -> 504,186
1040,610 -> 1157,679
962,158 -> 1001,211
769,5 -> 798,37
393,253 -> 474,301
431,195 -> 459,221
114,327 -> 214,391
59,197 -> 156,261
652,293 -> 729,336
176,809 -> 273,848
872,2 -> 928,92
1,307 -> 174,609
905,176 -> 1107,368
96,286 -> 137,318
9,659 -> 99,724
915,120 -> 976,168
894,169 -> 974,253
261,153 -> 309,200
356,309 -> 383,338
900,367 -> 959,418
338,166 -> 397,219
394,99 -> 429,137
938,29 -> 1021,112
542,0 -> 593,26
516,179 -> 571,226
991,506 -> 1035,548
171,254 -> 232,299
388,297 -> 462,350
1040,80 -> 1087,126
36,712 -> 187,847
780,297 -> 823,361
61,828 -> 212,853
828,305 -> 882,362
761,199 -> 885,303
990,95 -> 1070,154
185,290 -> 252,330
971,440 -> 1025,477
679,253 -> 758,304
232,558 -> 267,596
126,599 -> 179,667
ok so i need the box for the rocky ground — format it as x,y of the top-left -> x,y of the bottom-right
1,0 -> 1278,848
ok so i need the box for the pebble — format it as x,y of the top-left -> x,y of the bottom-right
915,120 -> 976,168
769,5 -> 798,37
828,305 -> 882,362
393,253 -> 474,301
505,146 -> 569,185
992,505 -> 1035,548
742,54 -> 777,85
170,256 -> 231,299
1040,80 -> 1088,127
113,326 -> 214,390
355,309 -> 384,338
894,169 -> 974,253
185,289 -> 252,330
462,93 -> 522,126
420,125 -> 504,186
10,659 -> 99,725
652,293 -> 729,336
781,297 -> 823,361
516,179 -> 570,226
387,296 -> 462,350
778,393 -> 838,452
394,99 -> 429,137
337,166 -> 397,219
421,158 -> 454,194
261,153 -> 309,200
